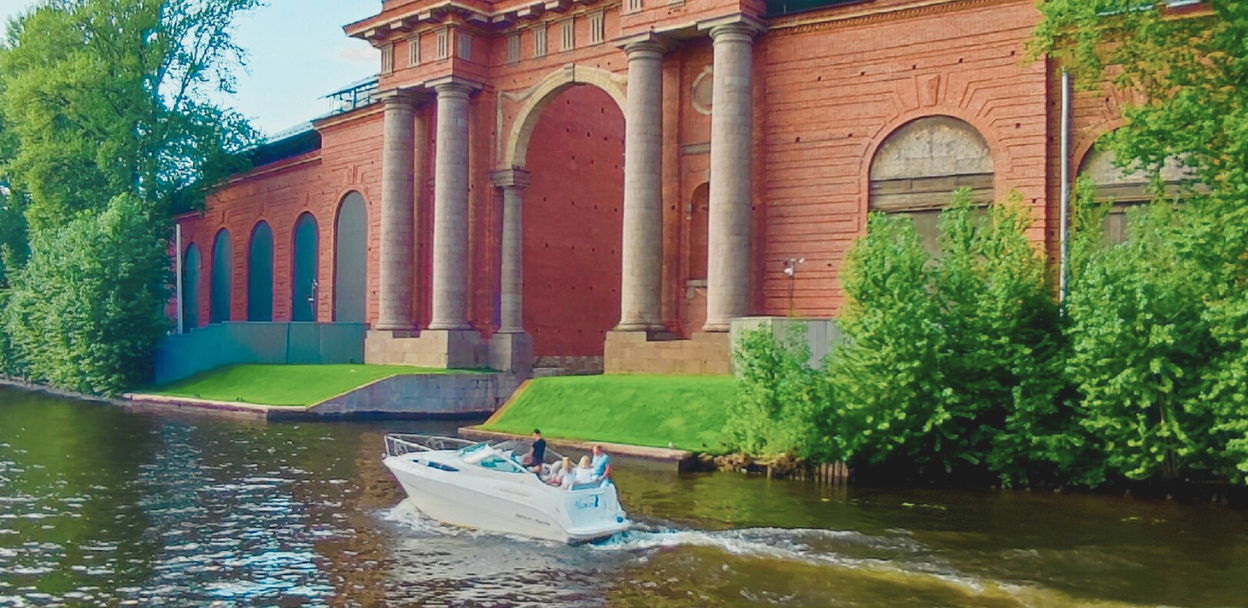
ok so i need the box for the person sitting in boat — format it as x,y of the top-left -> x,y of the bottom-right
546,456 -> 572,487
573,455 -> 596,486
591,444 -> 613,483
523,429 -> 547,474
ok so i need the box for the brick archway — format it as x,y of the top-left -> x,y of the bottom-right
501,65 -> 627,170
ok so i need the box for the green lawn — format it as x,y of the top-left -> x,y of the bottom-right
482,375 -> 738,452
149,364 -> 475,406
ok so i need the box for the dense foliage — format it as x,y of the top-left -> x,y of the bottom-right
829,193 -> 1066,484
6,195 -> 168,394
0,0 -> 258,395
728,324 -> 830,461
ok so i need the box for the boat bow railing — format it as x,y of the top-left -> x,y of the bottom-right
384,434 -> 476,458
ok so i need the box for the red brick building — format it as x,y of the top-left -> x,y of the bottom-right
173,0 -> 1191,375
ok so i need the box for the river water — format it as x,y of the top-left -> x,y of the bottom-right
1,386 -> 1245,607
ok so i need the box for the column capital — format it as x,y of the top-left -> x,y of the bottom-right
427,75 -> 484,98
698,14 -> 767,41
615,32 -> 674,57
376,88 -> 424,108
491,168 -> 531,190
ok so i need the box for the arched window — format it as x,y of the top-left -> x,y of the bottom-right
182,243 -> 201,331
291,213 -> 319,322
869,116 -> 994,252
210,229 -> 232,323
247,221 -> 274,321
1078,142 -> 1197,243
333,192 -> 367,323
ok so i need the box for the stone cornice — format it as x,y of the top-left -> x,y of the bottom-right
768,0 -> 1026,37
348,0 -> 614,41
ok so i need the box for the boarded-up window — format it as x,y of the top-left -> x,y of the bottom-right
457,31 -> 472,61
436,28 -> 450,60
1078,143 -> 1198,243
869,116 -> 994,253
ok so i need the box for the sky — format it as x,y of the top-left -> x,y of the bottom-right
0,0 -> 381,137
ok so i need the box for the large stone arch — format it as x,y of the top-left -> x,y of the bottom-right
515,77 -> 625,362
333,192 -> 368,323
502,64 -> 627,169
869,115 -> 995,252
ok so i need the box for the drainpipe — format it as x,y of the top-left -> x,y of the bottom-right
1058,69 -> 1073,305
175,223 -> 184,334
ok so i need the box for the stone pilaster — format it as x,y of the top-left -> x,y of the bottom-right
702,17 -> 764,332
428,77 -> 476,331
616,37 -> 667,332
376,90 -> 419,330
489,169 -> 534,374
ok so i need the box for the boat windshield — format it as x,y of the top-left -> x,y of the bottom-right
457,442 -> 526,474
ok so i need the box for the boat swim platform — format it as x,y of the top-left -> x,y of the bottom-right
123,372 -> 516,421
457,426 -> 697,473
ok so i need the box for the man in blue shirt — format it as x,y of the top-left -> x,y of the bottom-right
590,444 -> 612,482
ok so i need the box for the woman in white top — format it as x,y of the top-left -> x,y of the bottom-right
573,455 -> 595,486
547,456 -> 572,487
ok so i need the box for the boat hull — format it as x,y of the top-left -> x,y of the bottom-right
384,455 -> 629,544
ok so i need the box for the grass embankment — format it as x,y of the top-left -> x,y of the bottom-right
482,374 -> 737,452
150,364 -> 478,407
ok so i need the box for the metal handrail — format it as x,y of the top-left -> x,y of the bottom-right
384,434 -> 476,458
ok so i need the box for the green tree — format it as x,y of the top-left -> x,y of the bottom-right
0,0 -> 259,230
0,0 -> 260,395
1031,0 -> 1247,196
6,195 -> 168,395
831,192 -> 1066,483
727,324 -> 832,461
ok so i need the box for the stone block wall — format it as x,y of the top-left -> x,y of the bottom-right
604,330 -> 731,375
309,373 -> 500,417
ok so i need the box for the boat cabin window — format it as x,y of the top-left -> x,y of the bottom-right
475,454 -> 525,474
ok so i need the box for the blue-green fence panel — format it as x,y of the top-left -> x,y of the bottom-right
152,322 -> 367,386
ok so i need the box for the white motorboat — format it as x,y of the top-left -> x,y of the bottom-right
382,434 -> 631,543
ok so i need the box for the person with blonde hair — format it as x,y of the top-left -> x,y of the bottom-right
546,456 -> 573,487
573,455 -> 595,485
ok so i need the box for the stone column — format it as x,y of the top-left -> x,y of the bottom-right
490,169 -> 534,374
616,38 -> 666,331
703,20 -> 762,332
493,169 -> 530,333
428,78 -> 475,330
376,90 -> 418,330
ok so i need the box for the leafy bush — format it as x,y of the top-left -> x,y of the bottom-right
1065,192 -> 1248,484
5,195 -> 169,396
727,324 -> 832,461
831,191 -> 1067,483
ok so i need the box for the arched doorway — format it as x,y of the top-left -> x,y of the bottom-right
210,229 -> 231,323
869,116 -> 995,253
291,213 -> 319,322
247,221 -> 274,321
334,192 -> 367,323
183,243 -> 201,331
520,84 -> 625,362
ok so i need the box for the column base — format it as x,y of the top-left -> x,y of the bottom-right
604,330 -> 732,375
613,321 -> 665,332
701,320 -> 731,333
489,331 -> 534,375
373,321 -> 417,332
364,328 -> 484,368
